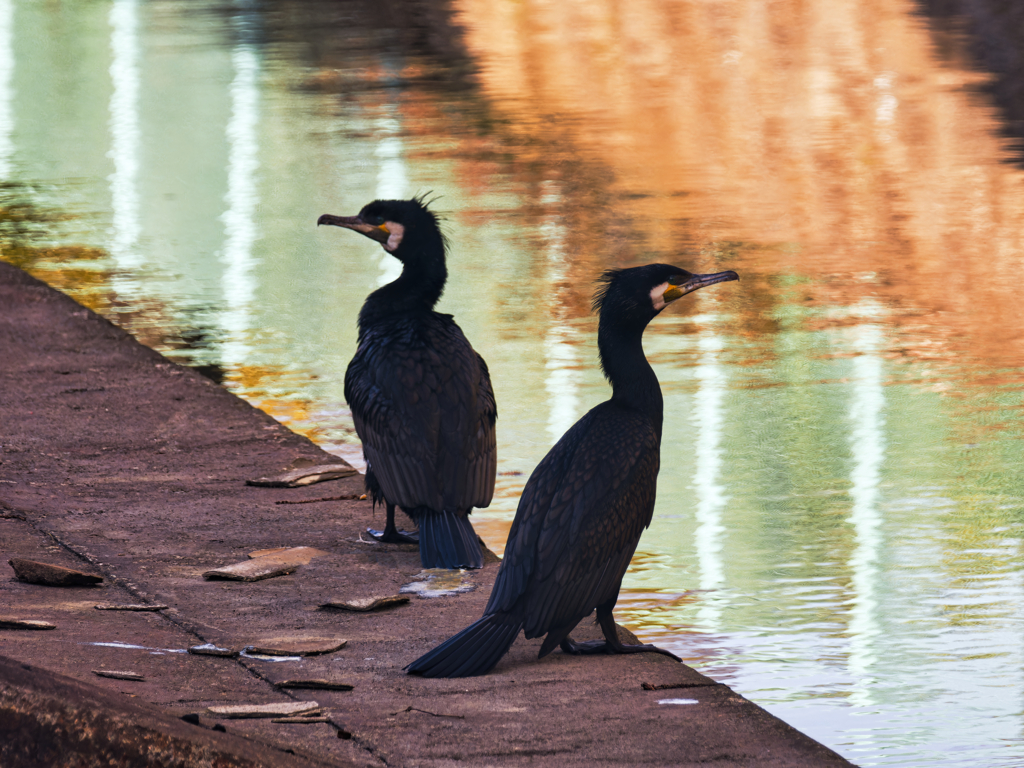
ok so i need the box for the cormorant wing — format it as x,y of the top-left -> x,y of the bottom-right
467,350 -> 498,508
344,314 -> 496,512
485,403 -> 659,638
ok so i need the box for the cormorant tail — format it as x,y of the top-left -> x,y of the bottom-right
406,614 -> 523,678
414,507 -> 483,569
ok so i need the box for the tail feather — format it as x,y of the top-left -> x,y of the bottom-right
414,507 -> 483,569
406,614 -> 523,678
450,621 -> 509,677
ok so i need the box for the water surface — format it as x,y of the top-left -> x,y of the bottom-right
4,1 -> 1024,764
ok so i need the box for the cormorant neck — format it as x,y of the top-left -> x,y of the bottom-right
357,241 -> 447,333
598,320 -> 664,437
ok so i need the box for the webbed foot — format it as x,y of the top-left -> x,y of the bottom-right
560,637 -> 681,661
367,526 -> 419,545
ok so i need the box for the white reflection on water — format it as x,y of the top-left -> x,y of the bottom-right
0,0 -> 13,179
107,0 -> 142,275
691,329 -> 729,631
544,322 -> 580,444
540,180 -> 579,444
373,113 -> 407,287
874,71 -> 898,134
219,35 -> 261,367
846,317 -> 886,709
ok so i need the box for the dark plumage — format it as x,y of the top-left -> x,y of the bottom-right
406,263 -> 738,677
317,198 -> 497,569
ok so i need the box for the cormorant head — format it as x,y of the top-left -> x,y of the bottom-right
593,263 -> 739,326
317,196 -> 446,260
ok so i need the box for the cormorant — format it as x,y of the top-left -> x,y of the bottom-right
317,198 -> 496,569
406,263 -> 738,676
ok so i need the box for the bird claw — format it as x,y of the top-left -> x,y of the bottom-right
367,527 -> 419,545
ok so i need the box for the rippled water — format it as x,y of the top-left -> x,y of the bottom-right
5,1 -> 1024,764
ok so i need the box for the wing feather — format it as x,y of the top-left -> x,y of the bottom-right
345,312 -> 497,513
487,402 -> 660,639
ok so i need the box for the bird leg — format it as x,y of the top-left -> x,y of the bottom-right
559,605 -> 681,661
367,503 -> 419,544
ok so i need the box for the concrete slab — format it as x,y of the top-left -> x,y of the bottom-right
0,261 -> 855,766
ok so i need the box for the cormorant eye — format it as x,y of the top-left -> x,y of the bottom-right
372,215 -> 386,226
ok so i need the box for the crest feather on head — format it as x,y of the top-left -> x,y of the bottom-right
411,192 -> 449,254
592,269 -> 625,314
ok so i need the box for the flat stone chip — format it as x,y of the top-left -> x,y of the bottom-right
319,595 -> 409,612
247,464 -> 356,487
188,643 -> 240,657
247,547 -> 290,559
272,716 -> 329,724
245,638 -> 347,656
276,679 -> 354,691
203,547 -> 329,582
207,701 -> 320,719
92,670 -> 144,681
400,569 -> 477,598
8,558 -> 103,587
0,617 -> 56,630
94,603 -> 168,612
202,560 -> 297,582
253,546 -> 328,564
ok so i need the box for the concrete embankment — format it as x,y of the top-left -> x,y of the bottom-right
0,261 -> 853,766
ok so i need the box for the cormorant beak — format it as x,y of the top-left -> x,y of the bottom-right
664,270 -> 739,302
317,214 -> 391,245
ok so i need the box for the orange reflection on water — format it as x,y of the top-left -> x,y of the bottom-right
221,364 -> 357,448
472,513 -> 514,557
4,245 -> 112,313
453,0 -> 1024,367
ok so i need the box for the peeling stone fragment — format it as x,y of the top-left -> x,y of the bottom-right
245,638 -> 347,657
319,595 -> 409,612
92,670 -> 144,681
188,643 -> 240,657
247,547 -> 290,559
276,679 -> 354,691
94,603 -> 168,612
247,464 -> 356,487
272,716 -> 329,724
271,547 -> 330,563
202,561 -> 297,582
203,547 -> 329,581
207,701 -> 320,719
400,569 -> 476,598
245,547 -> 328,562
0,617 -> 56,630
8,558 -> 103,587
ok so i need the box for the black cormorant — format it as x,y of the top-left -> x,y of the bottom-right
317,198 -> 497,569
406,263 -> 738,676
